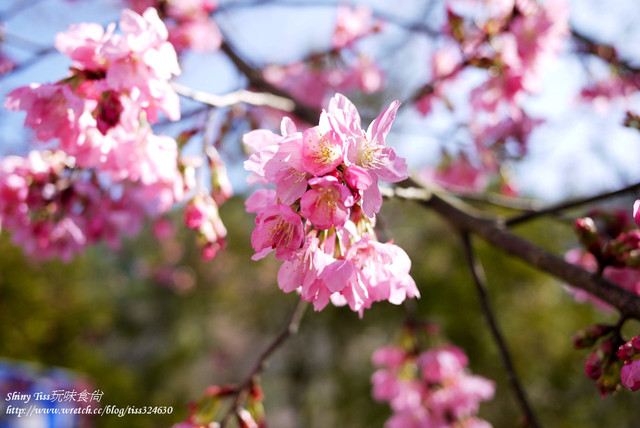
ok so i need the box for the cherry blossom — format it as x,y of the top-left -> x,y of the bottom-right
184,195 -> 227,260
244,93 -> 417,315
125,0 -> 222,54
0,150 -> 152,261
372,344 -> 495,428
2,8 -> 197,260
332,4 -> 378,49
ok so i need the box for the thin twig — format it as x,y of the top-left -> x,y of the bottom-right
457,192 -> 544,212
506,181 -> 640,227
461,232 -> 541,428
219,299 -> 308,427
172,82 -> 296,112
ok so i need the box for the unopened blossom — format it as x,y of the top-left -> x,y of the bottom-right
564,248 -> 640,311
184,195 -> 227,261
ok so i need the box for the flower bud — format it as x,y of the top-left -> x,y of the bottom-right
572,324 -> 613,349
574,217 -> 601,256
585,339 -> 614,380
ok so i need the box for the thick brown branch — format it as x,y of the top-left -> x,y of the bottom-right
386,182 -> 640,319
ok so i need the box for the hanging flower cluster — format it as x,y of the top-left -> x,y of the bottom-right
2,8 -> 190,259
0,151 -> 151,261
243,93 -> 419,316
371,344 -> 495,428
124,0 -> 223,54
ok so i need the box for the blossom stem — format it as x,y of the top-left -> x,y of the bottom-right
461,232 -> 541,428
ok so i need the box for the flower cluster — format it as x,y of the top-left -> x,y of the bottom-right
243,93 -> 419,316
6,7 -> 183,190
3,8 -> 190,259
125,0 -> 222,54
371,344 -> 495,428
449,0 -> 570,117
262,56 -> 383,113
415,0 -> 569,196
617,336 -> 640,391
0,151 -> 149,261
565,210 -> 640,311
332,4 -> 380,49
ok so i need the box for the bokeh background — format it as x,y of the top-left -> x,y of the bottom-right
1,0 -> 640,427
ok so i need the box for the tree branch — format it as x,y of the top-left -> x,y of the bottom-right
219,40 -> 321,124
461,232 -> 541,428
505,181 -> 640,227
172,82 -> 296,112
384,181 -> 640,319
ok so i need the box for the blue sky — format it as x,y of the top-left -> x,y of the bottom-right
2,0 -> 640,202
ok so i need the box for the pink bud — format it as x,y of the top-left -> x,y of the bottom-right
618,341 -> 636,362
585,340 -> 614,380
572,324 -> 613,349
634,200 -> 640,228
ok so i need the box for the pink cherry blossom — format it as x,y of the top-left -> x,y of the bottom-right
418,345 -> 469,384
327,94 -> 408,217
244,189 -> 277,214
301,122 -> 344,176
251,203 -> 304,260
621,360 -> 640,391
5,83 -> 89,149
372,343 -> 495,428
244,93 -> 417,315
0,150 -> 157,261
419,153 -> 489,194
332,4 -> 376,49
263,135 -> 309,205
184,195 -> 227,260
300,176 -> 354,230
277,235 -> 334,301
262,56 -> 386,113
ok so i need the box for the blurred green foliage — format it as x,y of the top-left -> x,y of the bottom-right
0,195 -> 638,427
